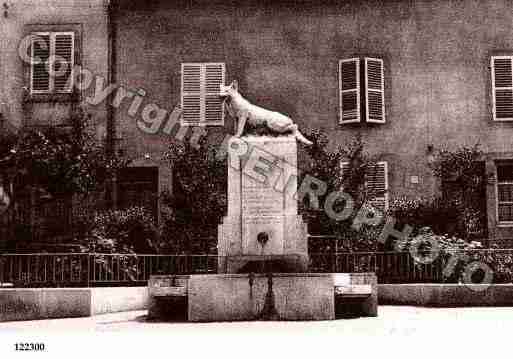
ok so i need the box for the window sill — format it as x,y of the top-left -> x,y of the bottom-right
497,223 -> 513,228
24,93 -> 79,104
179,122 -> 224,127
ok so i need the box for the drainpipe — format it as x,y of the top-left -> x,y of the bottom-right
106,0 -> 118,209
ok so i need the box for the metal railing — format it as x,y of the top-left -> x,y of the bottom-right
1,250 -> 513,287
0,253 -> 218,288
310,249 -> 513,283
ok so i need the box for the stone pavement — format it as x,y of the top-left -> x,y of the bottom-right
0,306 -> 510,358
0,306 -> 512,334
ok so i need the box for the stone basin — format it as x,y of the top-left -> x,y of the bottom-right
148,272 -> 377,321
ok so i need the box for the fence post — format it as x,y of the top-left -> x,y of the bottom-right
87,253 -> 91,288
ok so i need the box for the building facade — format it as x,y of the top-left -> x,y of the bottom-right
3,0 -> 513,243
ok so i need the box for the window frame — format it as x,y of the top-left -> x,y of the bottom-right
491,56 -> 513,122
29,31 -> 75,95
340,160 -> 389,212
180,62 -> 225,127
338,58 -> 361,124
365,57 -> 386,124
495,161 -> 513,226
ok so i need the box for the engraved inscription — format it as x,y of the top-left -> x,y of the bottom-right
242,185 -> 283,215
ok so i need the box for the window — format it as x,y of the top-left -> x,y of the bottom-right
339,57 -> 385,124
117,167 -> 159,221
181,62 -> 225,126
341,161 -> 389,212
491,56 -> 513,121
339,58 -> 360,123
30,32 -> 75,94
496,162 -> 513,223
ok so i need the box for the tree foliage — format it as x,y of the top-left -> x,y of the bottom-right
161,138 -> 227,253
300,130 -> 382,251
0,108 -> 126,199
429,143 -> 488,239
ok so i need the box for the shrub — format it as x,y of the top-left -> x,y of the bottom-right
388,197 -> 461,237
160,137 -> 226,254
301,130 -> 383,251
430,144 -> 488,239
85,206 -> 161,254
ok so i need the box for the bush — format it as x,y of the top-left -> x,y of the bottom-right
84,206 -> 161,254
430,144 -> 488,239
301,130 -> 383,251
388,197 -> 461,237
160,137 -> 226,254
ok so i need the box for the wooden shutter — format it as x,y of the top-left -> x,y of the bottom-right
31,33 -> 51,93
365,57 -> 385,123
181,62 -> 225,126
492,56 -> 513,121
204,63 -> 225,125
53,32 -> 74,93
365,161 -> 388,212
339,59 -> 360,124
181,63 -> 202,124
341,161 -> 389,212
340,162 -> 350,181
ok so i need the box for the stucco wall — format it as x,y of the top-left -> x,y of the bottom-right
112,0 -> 513,240
0,0 -> 109,136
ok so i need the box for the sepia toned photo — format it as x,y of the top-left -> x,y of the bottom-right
0,1 -> 512,357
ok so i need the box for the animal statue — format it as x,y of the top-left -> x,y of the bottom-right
219,80 -> 313,145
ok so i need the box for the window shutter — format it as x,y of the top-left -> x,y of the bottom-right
181,63 -> 225,125
365,57 -> 385,123
365,161 -> 388,212
204,63 -> 225,125
181,63 -> 202,124
53,32 -> 74,93
341,161 -> 349,180
31,33 -> 51,93
339,59 -> 360,124
491,56 -> 513,121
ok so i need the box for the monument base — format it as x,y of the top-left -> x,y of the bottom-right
218,214 -> 309,273
218,254 -> 309,275
217,135 -> 309,274
148,273 -> 377,322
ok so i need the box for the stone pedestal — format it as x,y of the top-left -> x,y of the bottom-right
218,135 -> 308,273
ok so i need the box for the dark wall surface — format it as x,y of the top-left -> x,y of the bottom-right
113,0 -> 513,240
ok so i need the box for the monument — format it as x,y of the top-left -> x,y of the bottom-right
148,82 -> 377,321
217,135 -> 309,274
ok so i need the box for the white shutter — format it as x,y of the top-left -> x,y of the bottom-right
181,63 -> 202,125
341,161 -> 350,180
365,161 -> 388,212
30,33 -> 51,93
53,32 -> 74,93
181,62 -> 225,126
339,59 -> 360,124
204,63 -> 225,125
491,56 -> 513,121
365,57 -> 385,123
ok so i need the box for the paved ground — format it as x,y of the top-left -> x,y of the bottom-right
0,306 -> 510,358
0,305 -> 511,333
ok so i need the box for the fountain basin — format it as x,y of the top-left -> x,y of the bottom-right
148,272 -> 377,321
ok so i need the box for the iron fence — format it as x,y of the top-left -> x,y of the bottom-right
309,249 -> 513,283
0,253 -> 218,288
1,250 -> 513,287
